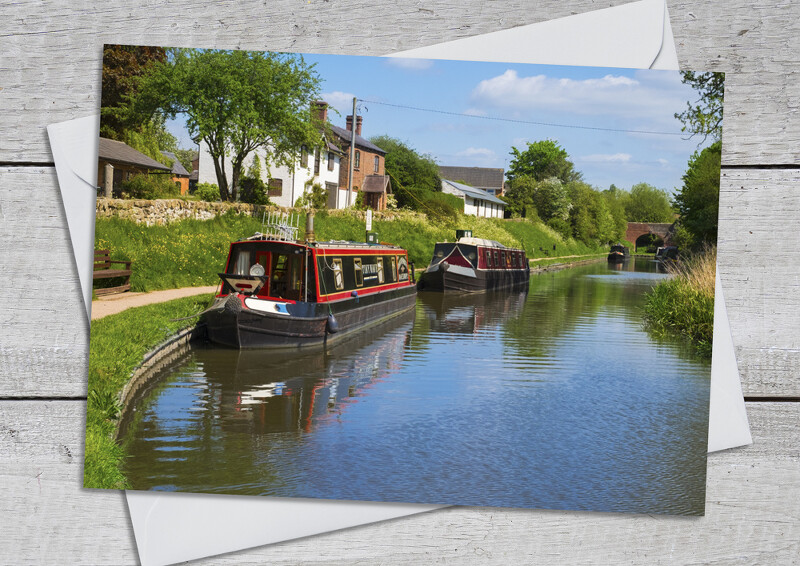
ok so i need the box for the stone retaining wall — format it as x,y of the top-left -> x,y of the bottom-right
96,198 -> 421,225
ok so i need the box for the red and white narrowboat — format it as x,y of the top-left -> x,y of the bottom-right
203,213 -> 417,348
417,234 -> 530,293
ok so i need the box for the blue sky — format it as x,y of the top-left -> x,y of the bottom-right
168,52 -> 714,195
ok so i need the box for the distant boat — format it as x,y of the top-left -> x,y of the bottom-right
417,232 -> 530,293
203,212 -> 416,349
607,244 -> 630,263
655,245 -> 679,262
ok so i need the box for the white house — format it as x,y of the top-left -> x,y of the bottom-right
441,179 -> 506,218
197,140 -> 343,208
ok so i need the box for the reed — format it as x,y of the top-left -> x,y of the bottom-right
643,245 -> 716,356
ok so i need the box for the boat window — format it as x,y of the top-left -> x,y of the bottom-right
233,249 -> 251,275
493,250 -> 499,267
485,250 -> 491,268
377,258 -> 385,284
391,256 -> 397,282
332,258 -> 344,290
354,258 -> 364,287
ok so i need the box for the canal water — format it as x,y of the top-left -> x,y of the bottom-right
121,257 -> 710,515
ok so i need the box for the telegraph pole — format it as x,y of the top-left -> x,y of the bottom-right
347,96 -> 357,208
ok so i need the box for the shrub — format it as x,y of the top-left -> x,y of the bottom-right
295,180 -> 329,209
120,173 -> 181,199
195,182 -> 220,202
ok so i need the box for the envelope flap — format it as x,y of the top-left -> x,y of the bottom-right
391,0 -> 667,70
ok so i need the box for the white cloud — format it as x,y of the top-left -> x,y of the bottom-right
658,158 -> 669,166
463,107 -> 488,117
321,91 -> 357,117
580,153 -> 632,164
469,69 -> 690,128
456,147 -> 496,159
383,57 -> 434,71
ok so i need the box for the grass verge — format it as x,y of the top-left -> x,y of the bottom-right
643,246 -> 716,357
95,209 -> 610,292
85,294 -> 214,489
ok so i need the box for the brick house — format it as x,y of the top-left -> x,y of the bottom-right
327,110 -> 392,211
162,151 -> 191,195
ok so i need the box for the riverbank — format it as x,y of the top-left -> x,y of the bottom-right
643,247 -> 716,357
94,207 -> 612,293
85,294 -> 214,489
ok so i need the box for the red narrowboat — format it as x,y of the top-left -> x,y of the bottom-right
417,235 -> 530,293
203,213 -> 417,348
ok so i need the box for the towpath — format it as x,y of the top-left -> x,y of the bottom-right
91,285 -> 218,320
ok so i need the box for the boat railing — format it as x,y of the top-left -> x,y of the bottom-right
252,211 -> 301,241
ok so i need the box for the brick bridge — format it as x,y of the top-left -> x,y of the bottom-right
626,222 -> 676,250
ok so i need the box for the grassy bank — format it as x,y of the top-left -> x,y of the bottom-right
643,247 -> 716,357
85,294 -> 214,489
95,209 -> 609,292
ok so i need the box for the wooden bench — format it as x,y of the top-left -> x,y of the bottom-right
93,249 -> 133,296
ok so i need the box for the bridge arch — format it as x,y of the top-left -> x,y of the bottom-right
626,222 -> 675,251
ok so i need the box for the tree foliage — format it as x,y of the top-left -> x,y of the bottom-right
507,140 -> 582,184
139,49 -> 323,202
672,141 -> 722,247
100,45 -> 167,140
369,136 -> 442,212
623,182 -> 675,223
675,71 -> 724,143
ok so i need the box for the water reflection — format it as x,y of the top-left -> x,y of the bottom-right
123,257 -> 710,514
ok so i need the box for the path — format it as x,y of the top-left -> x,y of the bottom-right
91,285 -> 218,320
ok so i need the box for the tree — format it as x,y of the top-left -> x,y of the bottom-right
140,49 -> 323,202
602,185 -> 629,240
369,136 -> 441,209
506,140 -> 582,184
623,182 -> 675,223
673,141 -> 722,247
502,175 -> 537,218
567,182 -> 617,244
675,71 -> 724,143
100,45 -> 167,140
533,178 -> 570,223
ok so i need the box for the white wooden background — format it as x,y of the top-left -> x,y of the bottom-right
1,1 -> 799,563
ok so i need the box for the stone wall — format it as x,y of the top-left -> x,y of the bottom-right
95,198 -> 423,226
95,198 -> 272,226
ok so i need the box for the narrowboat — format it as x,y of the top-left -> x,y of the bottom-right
607,243 -> 630,263
203,212 -> 417,349
417,232 -> 530,293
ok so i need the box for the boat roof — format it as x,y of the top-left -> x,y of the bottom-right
233,235 -> 405,251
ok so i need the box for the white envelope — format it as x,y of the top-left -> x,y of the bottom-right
48,1 -> 750,564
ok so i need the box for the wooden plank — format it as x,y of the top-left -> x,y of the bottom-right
2,167 -> 799,397
1,0 -> 800,164
0,400 -> 796,564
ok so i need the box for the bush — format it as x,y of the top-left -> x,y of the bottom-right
295,181 -> 328,209
547,217 -> 572,239
120,173 -> 181,199
195,182 -> 220,202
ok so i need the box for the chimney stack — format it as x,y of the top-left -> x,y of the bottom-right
313,100 -> 328,123
346,115 -> 363,136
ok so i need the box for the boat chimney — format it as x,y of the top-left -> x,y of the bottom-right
305,211 -> 316,243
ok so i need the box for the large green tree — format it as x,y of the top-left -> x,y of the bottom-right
139,49 -> 323,201
369,136 -> 441,209
506,140 -> 582,184
100,45 -> 167,140
673,141 -> 722,246
623,182 -> 675,223
675,71 -> 724,142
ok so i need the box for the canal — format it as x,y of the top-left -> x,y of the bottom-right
120,256 -> 710,515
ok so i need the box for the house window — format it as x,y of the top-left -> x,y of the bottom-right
374,156 -> 379,173
314,147 -> 320,175
377,258 -> 385,284
354,150 -> 361,169
300,146 -> 308,168
332,258 -> 344,290
328,152 -> 335,171
354,258 -> 363,287
268,178 -> 283,196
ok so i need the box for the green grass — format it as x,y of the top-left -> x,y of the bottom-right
84,294 -> 214,489
643,247 -> 716,357
95,209 -> 610,292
